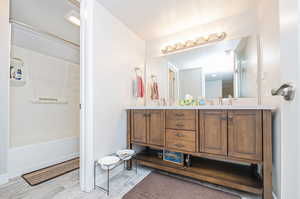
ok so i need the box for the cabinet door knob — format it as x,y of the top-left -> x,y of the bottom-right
175,133 -> 184,137
220,116 -> 227,120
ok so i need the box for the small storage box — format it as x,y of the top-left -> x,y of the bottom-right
163,150 -> 184,165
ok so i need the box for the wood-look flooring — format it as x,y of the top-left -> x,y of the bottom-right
0,166 -> 260,199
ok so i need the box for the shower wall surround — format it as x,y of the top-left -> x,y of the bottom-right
10,45 -> 80,147
10,24 -> 80,148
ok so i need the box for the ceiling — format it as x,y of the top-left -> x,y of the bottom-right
10,0 -> 80,44
97,0 -> 257,40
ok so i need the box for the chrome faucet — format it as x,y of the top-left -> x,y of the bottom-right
218,97 -> 223,105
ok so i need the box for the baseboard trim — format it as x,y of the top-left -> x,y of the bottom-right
0,173 -> 8,185
8,136 -> 79,179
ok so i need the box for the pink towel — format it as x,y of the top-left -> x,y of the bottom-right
137,76 -> 144,98
151,82 -> 160,100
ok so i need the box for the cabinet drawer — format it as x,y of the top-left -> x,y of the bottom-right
166,129 -> 196,142
166,119 -> 196,130
166,130 -> 196,152
166,110 -> 196,120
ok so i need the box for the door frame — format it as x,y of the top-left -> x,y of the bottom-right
278,0 -> 300,198
0,0 -> 10,185
167,62 -> 179,103
80,0 -> 95,192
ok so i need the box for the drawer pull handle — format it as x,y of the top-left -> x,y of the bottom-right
176,124 -> 184,127
220,116 -> 227,120
175,133 -> 184,137
174,144 -> 184,148
175,113 -> 185,117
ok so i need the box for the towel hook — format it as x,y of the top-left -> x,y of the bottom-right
134,67 -> 142,76
151,75 -> 157,81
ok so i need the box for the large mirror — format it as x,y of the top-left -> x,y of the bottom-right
147,35 -> 259,104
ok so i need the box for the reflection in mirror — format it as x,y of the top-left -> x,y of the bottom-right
147,35 -> 258,104
205,72 -> 233,99
179,68 -> 205,99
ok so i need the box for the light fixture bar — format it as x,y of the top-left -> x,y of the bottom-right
68,15 -> 80,26
68,0 -> 80,8
161,32 -> 226,54
65,10 -> 80,27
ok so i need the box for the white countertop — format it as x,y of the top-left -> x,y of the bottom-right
127,105 -> 276,110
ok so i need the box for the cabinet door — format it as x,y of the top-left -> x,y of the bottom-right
148,110 -> 165,146
200,110 -> 227,155
131,110 -> 147,143
228,110 -> 262,161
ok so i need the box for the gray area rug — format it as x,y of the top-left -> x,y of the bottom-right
123,172 -> 241,199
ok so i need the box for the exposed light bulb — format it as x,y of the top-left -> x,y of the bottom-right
161,32 -> 226,54
68,15 -> 80,26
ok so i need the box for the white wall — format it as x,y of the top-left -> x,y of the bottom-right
0,0 -> 10,184
257,0 -> 282,198
93,1 -> 145,159
86,1 -> 145,190
10,45 -> 80,147
146,10 -> 258,104
258,1 -> 281,97
146,56 -> 169,104
238,36 -> 258,98
206,80 -> 222,99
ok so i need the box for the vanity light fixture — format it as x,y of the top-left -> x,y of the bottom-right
161,32 -> 226,54
68,0 -> 80,8
65,10 -> 80,26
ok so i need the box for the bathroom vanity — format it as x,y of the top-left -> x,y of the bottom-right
127,106 -> 274,199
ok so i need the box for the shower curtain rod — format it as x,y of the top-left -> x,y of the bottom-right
9,19 -> 80,48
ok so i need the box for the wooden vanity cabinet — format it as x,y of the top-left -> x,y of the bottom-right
199,110 -> 263,161
228,110 -> 262,161
165,110 -> 197,153
132,109 -> 263,161
128,108 -> 273,199
165,129 -> 196,152
131,109 -> 165,146
199,110 -> 227,156
148,110 -> 165,146
131,110 -> 147,144
166,110 -> 196,130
